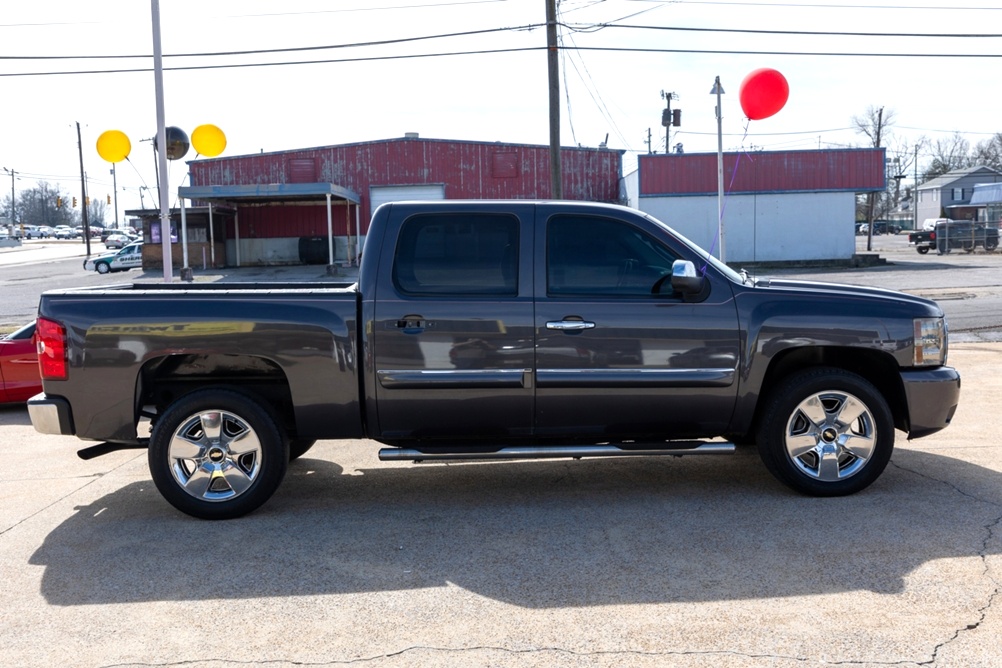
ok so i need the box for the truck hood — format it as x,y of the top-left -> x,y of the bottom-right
751,277 -> 944,315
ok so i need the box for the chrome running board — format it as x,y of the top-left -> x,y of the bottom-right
378,441 -> 735,462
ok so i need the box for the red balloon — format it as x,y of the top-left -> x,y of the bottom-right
739,68 -> 789,121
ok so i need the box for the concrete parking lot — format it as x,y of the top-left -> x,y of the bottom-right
1,340 -> 1000,667
2,231 -> 1001,667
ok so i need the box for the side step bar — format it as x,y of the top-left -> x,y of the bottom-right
78,440 -> 148,460
378,441 -> 735,462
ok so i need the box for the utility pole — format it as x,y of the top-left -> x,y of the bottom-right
545,0 -> 562,199
2,167 -> 13,225
76,122 -> 92,257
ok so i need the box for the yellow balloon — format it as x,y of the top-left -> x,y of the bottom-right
96,130 -> 131,163
191,124 -> 226,157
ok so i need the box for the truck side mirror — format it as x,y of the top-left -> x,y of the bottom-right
670,260 -> 703,294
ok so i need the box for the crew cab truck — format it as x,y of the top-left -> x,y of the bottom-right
29,201 -> 961,519
909,220 -> 999,254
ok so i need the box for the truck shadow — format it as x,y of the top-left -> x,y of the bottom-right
30,447 -> 1002,608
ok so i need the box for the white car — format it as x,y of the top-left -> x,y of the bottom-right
53,225 -> 75,239
84,242 -> 144,274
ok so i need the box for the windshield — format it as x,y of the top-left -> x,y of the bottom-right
638,211 -> 747,284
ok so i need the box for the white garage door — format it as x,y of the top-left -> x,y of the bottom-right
370,184 -> 445,214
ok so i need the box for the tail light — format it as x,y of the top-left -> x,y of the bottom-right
929,232 -> 936,240
37,317 -> 68,380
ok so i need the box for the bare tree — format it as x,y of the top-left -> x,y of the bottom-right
852,106 -> 895,250
973,133 -> 1002,172
923,132 -> 975,180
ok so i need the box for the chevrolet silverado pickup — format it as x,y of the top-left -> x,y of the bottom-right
29,201 -> 961,519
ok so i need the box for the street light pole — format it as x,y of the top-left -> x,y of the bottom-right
151,0 -> 173,282
711,76 -> 726,263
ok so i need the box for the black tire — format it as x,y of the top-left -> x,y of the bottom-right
96,261 -> 111,274
916,247 -> 929,254
756,368 -> 893,497
148,388 -> 288,519
288,438 -> 317,461
986,241 -> 998,252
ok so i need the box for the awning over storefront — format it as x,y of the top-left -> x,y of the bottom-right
178,182 -> 360,205
177,183 -> 362,271
970,183 -> 1002,206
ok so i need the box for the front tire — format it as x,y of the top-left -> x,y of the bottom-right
149,389 -> 288,519
756,368 -> 893,497
96,261 -> 110,274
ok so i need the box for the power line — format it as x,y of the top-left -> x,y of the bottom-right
7,41 -> 1002,79
3,20 -> 999,63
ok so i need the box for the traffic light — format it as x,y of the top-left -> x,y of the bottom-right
672,109 -> 681,127
72,197 -> 78,208
106,194 -> 111,205
56,197 -> 62,208
85,196 -> 90,206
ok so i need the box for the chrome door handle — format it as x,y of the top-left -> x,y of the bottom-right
546,320 -> 596,331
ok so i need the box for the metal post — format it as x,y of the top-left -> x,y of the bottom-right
235,210 -> 241,267
355,203 -> 361,265
151,0 -> 172,282
208,204 -> 215,267
326,193 -> 334,265
111,165 -> 120,229
179,196 -> 192,281
712,76 -> 726,263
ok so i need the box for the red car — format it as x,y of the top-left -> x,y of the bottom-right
0,322 -> 41,404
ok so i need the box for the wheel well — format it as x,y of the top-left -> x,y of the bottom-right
758,347 -> 909,432
138,353 -> 298,436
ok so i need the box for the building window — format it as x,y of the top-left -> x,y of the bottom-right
952,188 -> 964,201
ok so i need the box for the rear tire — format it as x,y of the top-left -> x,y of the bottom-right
916,247 -> 929,255
756,368 -> 893,497
148,388 -> 288,519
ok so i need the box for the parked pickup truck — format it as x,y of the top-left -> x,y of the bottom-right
29,201 -> 961,519
908,221 -> 999,254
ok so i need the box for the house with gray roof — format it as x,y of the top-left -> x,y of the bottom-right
916,166 -> 1002,223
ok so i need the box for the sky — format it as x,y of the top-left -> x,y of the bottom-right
2,0 -> 1001,225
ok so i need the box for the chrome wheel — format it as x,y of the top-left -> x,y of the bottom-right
168,410 -> 263,502
149,389 -> 287,519
757,368 -> 893,497
783,390 -> 875,482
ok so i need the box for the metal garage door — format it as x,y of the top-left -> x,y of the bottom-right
370,184 -> 445,214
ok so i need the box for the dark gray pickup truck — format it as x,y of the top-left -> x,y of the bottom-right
29,201 -> 961,519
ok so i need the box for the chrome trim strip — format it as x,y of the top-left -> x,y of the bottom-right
535,367 -> 735,388
378,368 -> 528,389
379,442 -> 736,461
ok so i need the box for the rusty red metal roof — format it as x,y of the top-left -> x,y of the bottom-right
639,148 -> 886,197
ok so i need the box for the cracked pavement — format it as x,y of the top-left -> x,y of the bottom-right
1,342 -> 1000,668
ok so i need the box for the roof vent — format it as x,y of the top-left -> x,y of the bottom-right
404,132 -> 419,139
